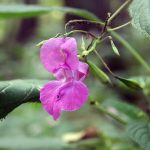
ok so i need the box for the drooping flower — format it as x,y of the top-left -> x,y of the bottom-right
40,37 -> 89,120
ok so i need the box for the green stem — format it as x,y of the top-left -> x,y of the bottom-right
70,11 -> 150,74
94,50 -> 116,76
37,30 -> 97,47
111,31 -> 150,74
108,21 -> 131,31
108,0 -> 132,24
64,30 -> 97,38
95,101 -> 127,125
83,19 -> 150,74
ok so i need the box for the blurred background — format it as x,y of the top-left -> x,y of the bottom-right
0,0 -> 149,149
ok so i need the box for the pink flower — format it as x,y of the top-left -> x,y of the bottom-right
40,37 -> 79,73
40,37 -> 89,120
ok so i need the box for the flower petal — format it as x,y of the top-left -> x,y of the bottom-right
53,68 -> 73,82
40,80 -> 89,120
54,61 -> 89,82
75,61 -> 89,81
58,81 -> 89,111
40,80 -> 62,120
60,38 -> 79,70
40,37 -> 79,73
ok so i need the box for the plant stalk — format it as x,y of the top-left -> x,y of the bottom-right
108,0 -> 132,24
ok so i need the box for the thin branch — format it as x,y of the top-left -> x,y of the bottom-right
100,13 -> 111,36
108,21 -> 131,31
64,29 -> 98,38
108,0 -> 132,24
94,50 -> 116,76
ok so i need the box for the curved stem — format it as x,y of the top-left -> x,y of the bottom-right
64,30 -> 97,38
94,50 -> 116,77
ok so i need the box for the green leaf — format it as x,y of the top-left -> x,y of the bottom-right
129,76 -> 150,97
129,0 -> 150,38
127,121 -> 150,150
87,60 -> 111,84
0,5 -> 99,21
120,76 -> 150,99
115,76 -> 142,90
0,79 -> 47,119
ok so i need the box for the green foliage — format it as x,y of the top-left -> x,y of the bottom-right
0,137 -> 74,150
1,1 -> 150,150
115,76 -> 142,90
129,0 -> 150,38
131,76 -> 150,97
0,5 -> 99,21
102,99 -> 148,123
127,121 -> 150,150
0,80 -> 46,119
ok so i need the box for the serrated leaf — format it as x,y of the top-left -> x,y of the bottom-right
127,121 -> 150,150
88,60 -> 111,84
0,79 -> 47,119
0,5 -> 99,21
115,76 -> 142,90
129,0 -> 150,38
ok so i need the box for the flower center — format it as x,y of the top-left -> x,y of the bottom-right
57,94 -> 61,100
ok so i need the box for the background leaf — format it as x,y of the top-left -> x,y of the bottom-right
115,76 -> 142,90
127,121 -> 150,150
0,137 -> 74,150
131,76 -> 150,97
129,0 -> 150,38
0,5 -> 99,21
0,80 -> 46,119
101,99 -> 148,123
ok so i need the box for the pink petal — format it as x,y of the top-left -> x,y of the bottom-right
40,37 -> 79,73
58,81 -> 89,111
53,68 -> 73,82
75,61 -> 89,81
40,80 -> 89,120
60,38 -> 79,70
54,61 -> 89,82
40,81 -> 62,120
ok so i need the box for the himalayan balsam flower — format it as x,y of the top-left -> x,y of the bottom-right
40,37 -> 89,120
